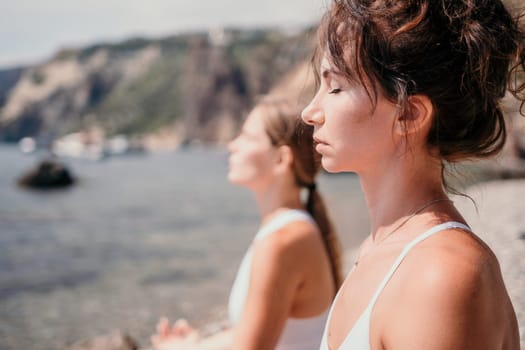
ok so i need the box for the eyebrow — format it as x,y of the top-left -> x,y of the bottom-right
321,67 -> 344,80
321,68 -> 333,79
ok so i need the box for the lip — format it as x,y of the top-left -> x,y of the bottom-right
315,142 -> 329,153
313,136 -> 328,146
314,138 -> 329,153
313,135 -> 324,143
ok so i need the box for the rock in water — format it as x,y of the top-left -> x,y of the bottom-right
65,330 -> 138,350
18,159 -> 75,189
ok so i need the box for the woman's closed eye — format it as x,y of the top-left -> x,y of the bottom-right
329,88 -> 342,94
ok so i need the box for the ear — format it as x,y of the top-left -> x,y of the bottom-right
394,94 -> 433,137
275,145 -> 294,172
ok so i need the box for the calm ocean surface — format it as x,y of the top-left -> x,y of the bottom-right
0,145 -> 369,350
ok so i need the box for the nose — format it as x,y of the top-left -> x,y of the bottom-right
301,95 -> 324,126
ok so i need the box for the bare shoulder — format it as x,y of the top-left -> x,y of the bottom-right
250,219 -> 321,273
407,227 -> 500,294
385,227 -> 519,349
249,219 -> 321,291
254,219 -> 321,259
396,227 -> 505,313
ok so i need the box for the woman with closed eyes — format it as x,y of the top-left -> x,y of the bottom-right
151,96 -> 343,350
302,1 -> 524,349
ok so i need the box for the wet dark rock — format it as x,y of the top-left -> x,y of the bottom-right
65,330 -> 138,350
17,159 -> 75,189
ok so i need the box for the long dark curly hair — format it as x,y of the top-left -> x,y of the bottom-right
314,0 -> 525,163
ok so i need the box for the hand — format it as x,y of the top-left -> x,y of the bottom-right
151,317 -> 199,350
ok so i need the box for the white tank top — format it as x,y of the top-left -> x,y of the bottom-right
320,221 -> 471,350
228,209 -> 329,350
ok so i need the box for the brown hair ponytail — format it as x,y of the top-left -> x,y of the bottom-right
258,96 -> 343,290
306,185 -> 343,289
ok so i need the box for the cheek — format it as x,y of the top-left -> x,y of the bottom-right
228,148 -> 273,184
322,110 -> 376,171
325,108 -> 359,150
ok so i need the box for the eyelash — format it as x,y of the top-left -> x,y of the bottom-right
329,88 -> 342,94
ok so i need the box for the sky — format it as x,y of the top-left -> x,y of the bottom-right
0,0 -> 328,69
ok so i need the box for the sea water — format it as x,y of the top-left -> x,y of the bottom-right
0,145 -> 368,349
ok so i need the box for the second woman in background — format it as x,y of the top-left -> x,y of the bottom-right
151,96 -> 343,350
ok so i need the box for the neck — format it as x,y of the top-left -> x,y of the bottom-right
358,152 -> 448,241
252,181 -> 303,223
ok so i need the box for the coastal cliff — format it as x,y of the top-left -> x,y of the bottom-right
1,22 -> 524,159
0,28 -> 315,148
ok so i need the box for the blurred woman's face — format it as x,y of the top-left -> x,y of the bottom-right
301,56 -> 399,174
227,107 -> 278,189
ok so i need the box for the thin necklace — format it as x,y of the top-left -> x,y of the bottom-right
354,198 -> 452,266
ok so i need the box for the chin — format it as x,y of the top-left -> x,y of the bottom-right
227,173 -> 248,188
227,171 -> 238,184
321,158 -> 346,173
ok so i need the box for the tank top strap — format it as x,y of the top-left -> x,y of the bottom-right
368,221 -> 471,307
254,209 -> 315,241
